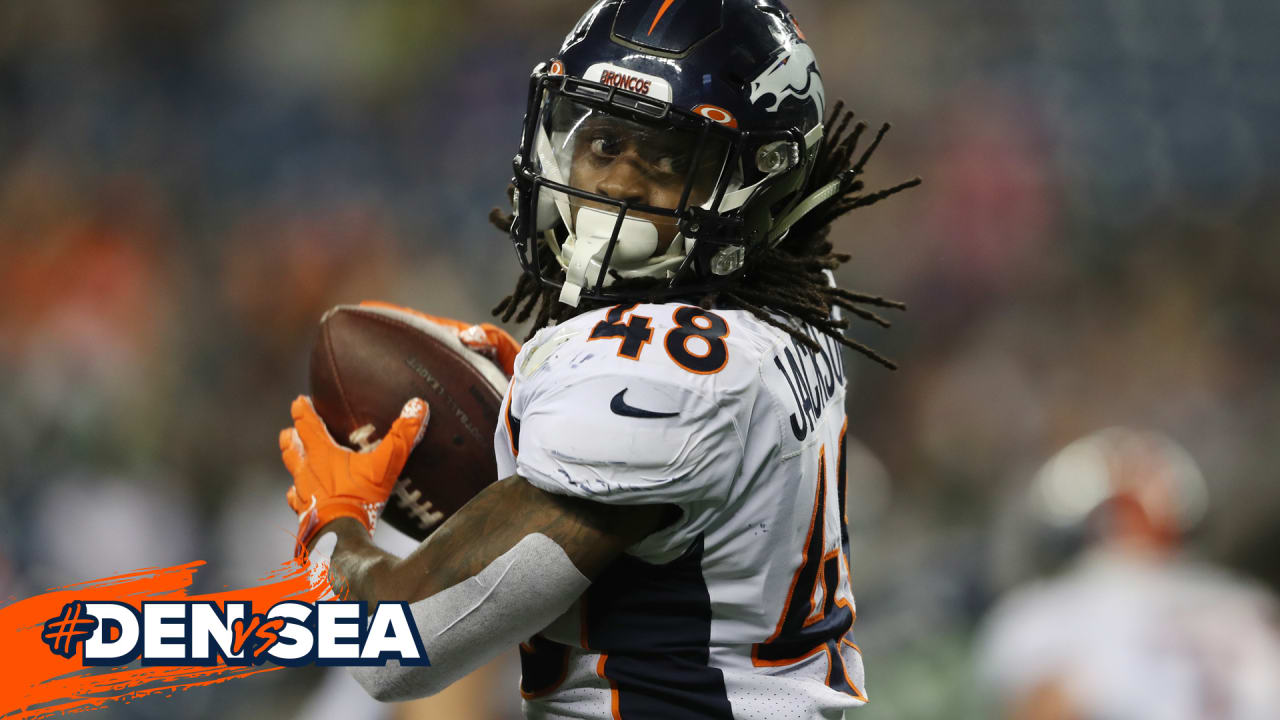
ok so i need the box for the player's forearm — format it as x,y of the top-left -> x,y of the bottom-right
350,532 -> 591,702
320,517 -> 518,609
321,478 -> 569,606
337,476 -> 675,606
319,517 -> 410,607
322,477 -> 674,702
315,479 -> 527,610
323,476 -> 675,612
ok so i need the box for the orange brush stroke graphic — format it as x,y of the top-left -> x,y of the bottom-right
0,560 -> 332,719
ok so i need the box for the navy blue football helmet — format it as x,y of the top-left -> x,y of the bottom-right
510,0 -> 830,307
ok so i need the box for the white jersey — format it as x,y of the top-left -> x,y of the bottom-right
977,549 -> 1280,720
494,302 -> 867,720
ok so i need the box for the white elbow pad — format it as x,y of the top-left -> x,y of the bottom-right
350,533 -> 589,702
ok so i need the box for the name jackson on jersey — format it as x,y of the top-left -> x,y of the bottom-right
773,324 -> 846,442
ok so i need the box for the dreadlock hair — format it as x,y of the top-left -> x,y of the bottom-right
490,101 -> 921,369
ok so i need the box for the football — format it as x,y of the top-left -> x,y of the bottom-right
309,304 -> 509,540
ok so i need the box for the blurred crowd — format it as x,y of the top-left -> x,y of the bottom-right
1,1 -> 1277,718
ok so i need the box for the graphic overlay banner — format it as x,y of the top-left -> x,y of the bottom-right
0,559 -> 425,719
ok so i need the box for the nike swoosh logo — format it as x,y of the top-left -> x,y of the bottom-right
610,389 -> 679,419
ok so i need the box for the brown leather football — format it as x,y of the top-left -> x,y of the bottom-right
309,304 -> 508,541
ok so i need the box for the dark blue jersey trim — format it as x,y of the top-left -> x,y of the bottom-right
584,535 -> 734,719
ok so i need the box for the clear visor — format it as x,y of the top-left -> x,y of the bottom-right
540,96 -> 732,215
526,91 -> 738,305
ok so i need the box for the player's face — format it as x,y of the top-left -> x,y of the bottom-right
564,113 -> 726,255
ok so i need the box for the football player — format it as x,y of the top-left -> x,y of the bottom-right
976,428 -> 1280,720
280,1 -> 918,716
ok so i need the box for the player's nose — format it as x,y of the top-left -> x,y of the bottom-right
595,154 -> 650,206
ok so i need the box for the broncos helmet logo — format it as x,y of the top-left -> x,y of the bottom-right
749,43 -> 825,117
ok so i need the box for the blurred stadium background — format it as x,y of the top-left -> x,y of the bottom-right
1,1 -> 1277,718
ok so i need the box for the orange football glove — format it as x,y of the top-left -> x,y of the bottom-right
281,395 -> 429,559
359,300 -> 521,376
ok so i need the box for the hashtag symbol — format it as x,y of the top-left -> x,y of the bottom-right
42,601 -> 99,659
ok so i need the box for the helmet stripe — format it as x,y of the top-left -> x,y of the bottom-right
648,0 -> 678,36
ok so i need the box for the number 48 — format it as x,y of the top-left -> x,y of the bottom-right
588,304 -> 730,375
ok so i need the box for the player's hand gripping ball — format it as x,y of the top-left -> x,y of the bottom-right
303,302 -> 513,544
281,395 -> 429,559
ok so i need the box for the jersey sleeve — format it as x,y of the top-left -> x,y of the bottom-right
513,371 -> 745,508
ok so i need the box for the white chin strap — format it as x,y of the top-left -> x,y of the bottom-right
560,207 -> 659,307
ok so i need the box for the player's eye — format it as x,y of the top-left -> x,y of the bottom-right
589,134 -> 623,160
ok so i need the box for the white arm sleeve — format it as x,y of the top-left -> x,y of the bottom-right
349,533 -> 590,702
